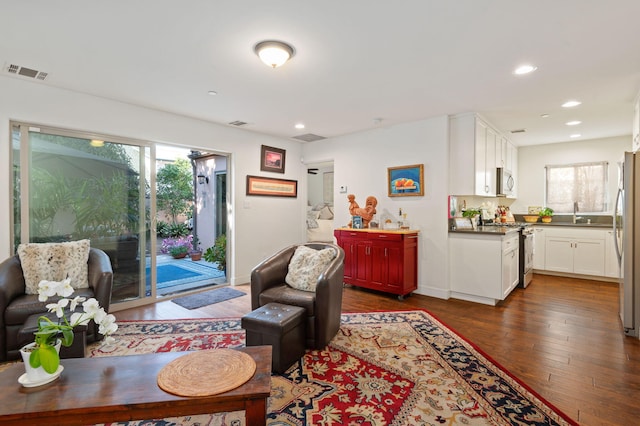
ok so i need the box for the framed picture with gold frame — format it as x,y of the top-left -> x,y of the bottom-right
387,164 -> 424,197
246,175 -> 297,197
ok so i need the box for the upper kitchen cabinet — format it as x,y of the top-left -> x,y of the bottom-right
450,113 -> 516,197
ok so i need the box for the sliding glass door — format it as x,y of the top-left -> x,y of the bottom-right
11,123 -> 230,308
12,123 -> 151,305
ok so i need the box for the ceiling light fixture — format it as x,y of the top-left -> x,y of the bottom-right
566,120 -> 582,126
254,40 -> 295,68
208,90 -> 217,96
295,123 -> 305,129
514,64 -> 538,75
562,100 -> 581,108
570,134 -> 582,138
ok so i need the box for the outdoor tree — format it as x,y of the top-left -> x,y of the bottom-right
156,158 -> 193,224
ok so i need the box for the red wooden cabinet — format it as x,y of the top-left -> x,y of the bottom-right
334,229 -> 419,299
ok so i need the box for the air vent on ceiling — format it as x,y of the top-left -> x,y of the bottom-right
6,63 -> 48,80
228,120 -> 248,127
510,129 -> 526,134
292,133 -> 326,142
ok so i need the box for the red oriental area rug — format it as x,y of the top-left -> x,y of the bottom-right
89,310 -> 577,426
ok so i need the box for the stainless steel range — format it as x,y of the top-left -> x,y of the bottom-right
519,225 -> 534,288
484,222 -> 534,288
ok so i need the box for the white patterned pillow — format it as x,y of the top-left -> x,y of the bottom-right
285,245 -> 337,292
18,240 -> 91,295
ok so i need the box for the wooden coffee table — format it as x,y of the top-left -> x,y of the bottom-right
0,346 -> 271,425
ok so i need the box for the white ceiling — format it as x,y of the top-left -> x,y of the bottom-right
2,1 -> 640,147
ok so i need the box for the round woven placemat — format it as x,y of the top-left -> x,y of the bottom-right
157,349 -> 257,397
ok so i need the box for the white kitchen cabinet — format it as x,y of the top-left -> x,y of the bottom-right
449,231 -> 519,305
533,227 -> 546,270
543,228 -> 605,276
502,236 -> 519,298
605,229 -> 621,278
450,113 -> 498,196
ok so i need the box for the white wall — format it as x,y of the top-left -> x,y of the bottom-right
511,136 -> 631,214
0,76 -> 306,286
302,116 -> 451,299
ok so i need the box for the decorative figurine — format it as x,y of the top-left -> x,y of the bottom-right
347,194 -> 378,228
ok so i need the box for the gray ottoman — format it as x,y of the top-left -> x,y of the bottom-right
241,302 -> 306,374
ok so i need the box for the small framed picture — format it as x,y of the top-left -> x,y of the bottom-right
352,216 -> 363,229
260,145 -> 286,174
388,164 -> 424,197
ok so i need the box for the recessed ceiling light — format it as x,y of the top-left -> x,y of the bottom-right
295,123 -> 305,129
514,64 -> 538,75
540,113 -> 550,118
566,120 -> 582,126
208,90 -> 217,96
562,100 -> 581,108
570,134 -> 581,138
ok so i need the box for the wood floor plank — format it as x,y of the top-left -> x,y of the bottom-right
116,274 -> 640,425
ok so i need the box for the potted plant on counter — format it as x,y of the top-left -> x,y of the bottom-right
539,207 -> 554,223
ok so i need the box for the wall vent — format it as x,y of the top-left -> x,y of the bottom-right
5,63 -> 48,81
510,129 -> 526,134
228,120 -> 248,127
292,133 -> 326,142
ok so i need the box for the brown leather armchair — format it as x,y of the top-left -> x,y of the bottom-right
0,248 -> 114,361
250,243 -> 345,349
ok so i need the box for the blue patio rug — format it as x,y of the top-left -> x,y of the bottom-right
147,261 -> 225,290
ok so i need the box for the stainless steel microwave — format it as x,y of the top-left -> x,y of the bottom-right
496,167 -> 514,196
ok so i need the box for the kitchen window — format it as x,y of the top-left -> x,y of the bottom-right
545,161 -> 608,213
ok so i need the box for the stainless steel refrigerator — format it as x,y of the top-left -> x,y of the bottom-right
615,151 -> 640,337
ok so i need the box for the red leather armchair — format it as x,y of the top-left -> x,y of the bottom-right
250,243 -> 345,349
0,248 -> 113,361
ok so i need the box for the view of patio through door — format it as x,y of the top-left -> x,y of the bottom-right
11,123 -> 228,309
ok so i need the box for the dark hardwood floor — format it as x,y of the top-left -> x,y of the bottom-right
116,274 -> 640,425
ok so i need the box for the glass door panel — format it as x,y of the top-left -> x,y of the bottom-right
12,124 -> 150,304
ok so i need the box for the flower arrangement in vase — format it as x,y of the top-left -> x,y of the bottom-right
21,278 -> 117,383
161,235 -> 193,259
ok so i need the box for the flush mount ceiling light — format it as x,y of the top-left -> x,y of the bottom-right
514,64 -> 538,75
295,123 -> 305,129
254,40 -> 295,68
566,120 -> 582,126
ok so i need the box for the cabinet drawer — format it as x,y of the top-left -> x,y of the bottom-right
369,233 -> 402,242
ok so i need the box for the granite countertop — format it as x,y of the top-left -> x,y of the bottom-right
448,226 -> 520,236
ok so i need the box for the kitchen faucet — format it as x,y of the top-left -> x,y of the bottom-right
573,201 -> 579,224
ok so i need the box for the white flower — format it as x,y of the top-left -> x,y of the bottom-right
37,280 -> 58,301
59,278 -> 74,298
69,295 -> 86,311
98,313 -> 118,335
82,298 -> 100,315
46,298 -> 70,318
102,335 -> 116,346
69,311 -> 92,326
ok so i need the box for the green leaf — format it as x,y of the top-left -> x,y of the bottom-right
29,349 -> 42,368
39,345 -> 60,374
61,328 -> 74,346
